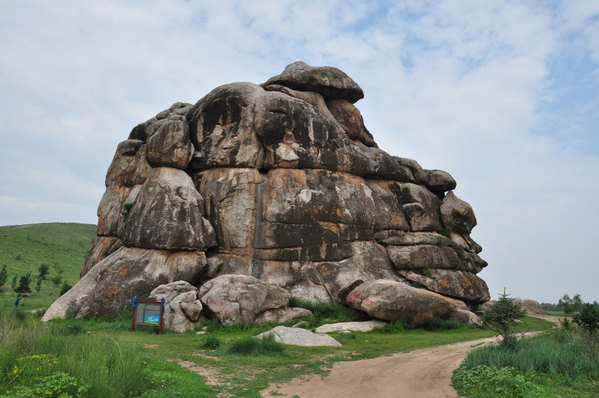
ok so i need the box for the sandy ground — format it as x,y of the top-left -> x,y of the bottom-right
261,315 -> 563,398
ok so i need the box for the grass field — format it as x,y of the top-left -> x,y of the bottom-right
0,223 -> 96,308
453,327 -> 599,397
1,307 -> 554,398
0,223 -> 565,397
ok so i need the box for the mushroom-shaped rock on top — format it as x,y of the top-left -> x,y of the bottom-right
264,61 -> 364,103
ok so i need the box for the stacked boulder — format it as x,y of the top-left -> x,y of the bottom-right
43,61 -> 490,331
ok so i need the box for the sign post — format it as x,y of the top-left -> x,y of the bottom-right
131,296 -> 165,334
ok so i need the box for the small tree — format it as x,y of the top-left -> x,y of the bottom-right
59,281 -> 72,296
573,302 -> 599,359
35,277 -> 42,292
38,264 -> 50,280
15,272 -> 32,293
0,264 -> 7,288
483,289 -> 526,349
559,294 -> 583,314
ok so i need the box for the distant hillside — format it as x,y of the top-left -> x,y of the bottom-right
0,223 -> 96,308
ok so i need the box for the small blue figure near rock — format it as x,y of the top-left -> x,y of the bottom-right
14,294 -> 22,308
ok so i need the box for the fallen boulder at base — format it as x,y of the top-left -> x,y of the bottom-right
44,61 -> 489,330
256,326 -> 342,347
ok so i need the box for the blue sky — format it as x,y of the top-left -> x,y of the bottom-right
0,0 -> 597,303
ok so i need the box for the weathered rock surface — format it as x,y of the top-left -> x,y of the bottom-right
398,269 -> 490,303
326,99 -> 376,147
81,236 -> 121,277
256,326 -> 342,346
198,274 -> 290,325
264,61 -> 364,103
440,192 -> 477,234
514,298 -> 545,315
146,120 -> 194,169
119,167 -> 216,250
254,307 -> 313,323
150,281 -> 203,332
315,320 -> 387,333
46,61 -> 490,328
345,280 -> 481,326
44,248 -> 208,320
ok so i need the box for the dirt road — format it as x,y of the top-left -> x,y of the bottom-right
262,316 -> 562,398
261,336 -> 498,398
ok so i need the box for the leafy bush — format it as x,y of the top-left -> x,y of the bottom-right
453,365 -> 545,398
226,336 -> 285,356
2,371 -> 87,398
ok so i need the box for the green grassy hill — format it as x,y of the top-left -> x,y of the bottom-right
0,223 -> 96,308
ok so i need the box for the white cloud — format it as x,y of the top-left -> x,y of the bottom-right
0,0 -> 597,302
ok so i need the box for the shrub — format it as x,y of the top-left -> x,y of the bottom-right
379,319 -> 412,333
37,264 -> 50,281
0,264 -> 7,287
226,336 -> 285,356
201,335 -> 221,350
573,302 -> 599,358
59,281 -> 72,296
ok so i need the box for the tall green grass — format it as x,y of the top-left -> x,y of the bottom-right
0,309 -> 213,397
454,328 -> 599,398
226,336 -> 285,356
460,329 -> 597,376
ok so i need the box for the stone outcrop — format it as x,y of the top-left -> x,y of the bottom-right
514,298 -> 544,315
256,326 -> 342,347
315,320 -> 387,333
198,274 -> 292,326
345,279 -> 481,326
150,281 -> 203,333
44,61 -> 490,329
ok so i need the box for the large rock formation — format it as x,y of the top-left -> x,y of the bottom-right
43,61 -> 490,328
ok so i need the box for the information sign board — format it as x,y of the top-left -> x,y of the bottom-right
131,297 -> 165,334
